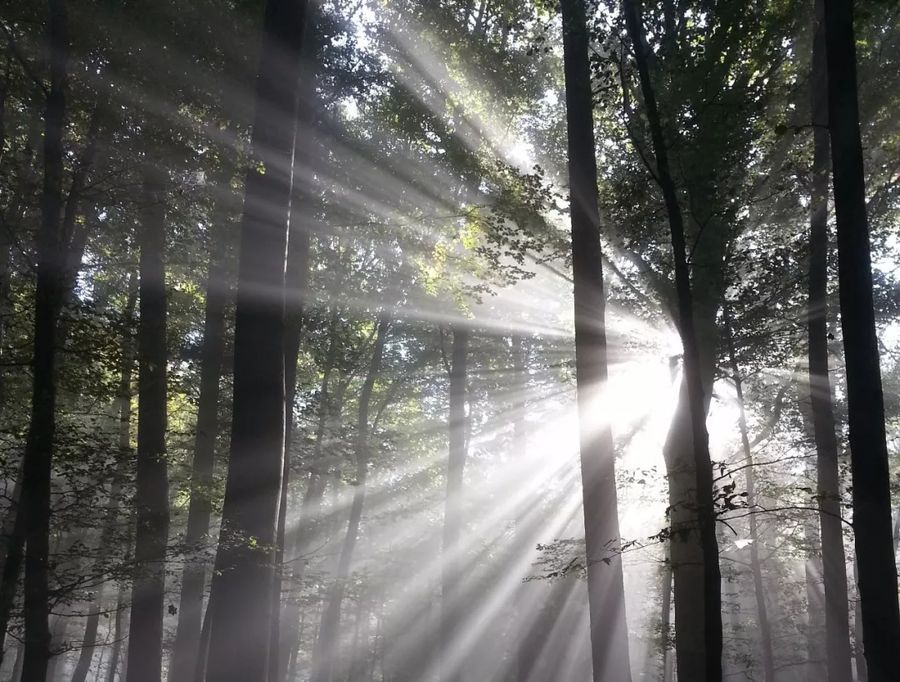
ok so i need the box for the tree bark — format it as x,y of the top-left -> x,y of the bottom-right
808,3 -> 854,680
622,2 -> 722,680
311,314 -> 389,682
19,1 -> 68,679
559,2 -> 632,680
823,1 -> 900,679
124,161 -> 170,682
204,0 -> 309,678
169,181 -> 232,682
440,326 -> 468,682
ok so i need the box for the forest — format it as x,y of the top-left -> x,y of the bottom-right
0,0 -> 898,680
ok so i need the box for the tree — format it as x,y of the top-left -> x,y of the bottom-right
18,1 -> 68,679
559,1 -> 631,679
622,1 -> 723,679
170,177 -> 233,682
203,0 -> 310,679
808,1 -> 853,679
823,0 -> 900,679
124,157 -> 171,682
311,313 -> 390,682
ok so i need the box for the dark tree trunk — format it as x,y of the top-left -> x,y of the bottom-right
311,314 -> 389,682
808,2 -> 854,680
823,1 -> 900,680
722,306 -> 774,682
0,105 -> 46,649
19,1 -> 68,680
622,2 -> 722,680
169,183 -> 232,682
124,161 -> 170,682
440,326 -> 468,682
204,0 -> 309,679
559,2 -> 631,680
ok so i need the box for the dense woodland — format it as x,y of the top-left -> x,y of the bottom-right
0,0 -> 898,680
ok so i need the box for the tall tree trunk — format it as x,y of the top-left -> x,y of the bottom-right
622,2 -> 722,680
0,102 -> 49,663
124,161 -> 170,682
19,1 -> 68,679
809,3 -> 854,679
311,314 -> 389,682
559,2 -> 632,680
0,107 -> 101,662
204,0 -> 309,679
169,184 -> 232,682
722,306 -> 774,682
440,326 -> 468,682
271,118 -> 313,682
823,1 -> 900,679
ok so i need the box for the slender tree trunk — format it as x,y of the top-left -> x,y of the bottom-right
559,2 -> 631,680
279,317 -> 338,676
311,314 -> 389,682
106,583 -> 126,682
169,183 -> 232,682
124,161 -> 170,682
440,326 -> 468,682
271,121 -> 313,682
722,306 -> 774,682
204,0 -> 309,679
622,2 -> 722,680
19,1 -> 68,679
70,602 -> 102,682
823,1 -> 900,679
808,3 -> 855,679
